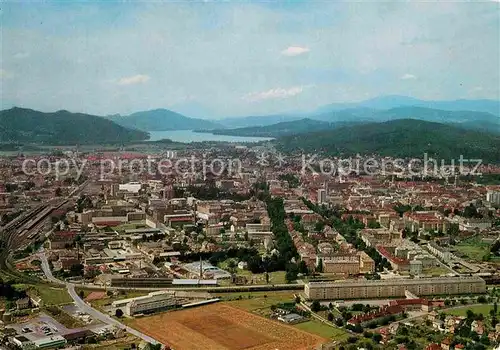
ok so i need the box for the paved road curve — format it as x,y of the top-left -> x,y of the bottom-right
38,250 -> 159,345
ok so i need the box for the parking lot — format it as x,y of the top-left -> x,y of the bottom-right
9,314 -> 72,341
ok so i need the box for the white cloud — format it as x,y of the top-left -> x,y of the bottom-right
117,74 -> 150,86
243,86 -> 305,102
281,46 -> 310,57
400,73 -> 417,80
13,52 -> 30,59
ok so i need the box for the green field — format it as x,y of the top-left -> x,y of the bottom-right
294,320 -> 350,341
111,221 -> 147,232
13,284 -> 72,305
90,290 -> 148,309
218,259 -> 287,284
445,304 -> 494,317
454,237 -> 491,261
221,291 -> 296,317
82,335 -> 140,349
36,286 -> 73,305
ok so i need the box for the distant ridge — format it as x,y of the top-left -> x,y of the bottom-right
214,96 -> 499,132
107,108 -> 222,131
275,119 -> 500,162
210,107 -> 499,136
199,118 -> 361,137
0,107 -> 149,145
314,95 -> 500,116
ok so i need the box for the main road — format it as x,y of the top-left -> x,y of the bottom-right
38,249 -> 159,345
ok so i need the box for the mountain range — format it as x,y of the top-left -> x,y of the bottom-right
276,119 -> 500,163
198,118 -> 362,137
215,95 -> 500,129
313,95 -> 500,116
202,107 -> 499,137
106,109 -> 222,131
1,96 -> 498,147
0,107 -> 148,145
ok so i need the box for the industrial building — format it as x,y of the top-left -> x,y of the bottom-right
111,290 -> 212,316
304,276 -> 486,300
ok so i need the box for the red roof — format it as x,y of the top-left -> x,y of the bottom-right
348,305 -> 403,324
54,231 -> 77,238
169,217 -> 193,222
425,344 -> 441,350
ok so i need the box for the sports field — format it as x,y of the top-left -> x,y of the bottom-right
130,303 -> 326,350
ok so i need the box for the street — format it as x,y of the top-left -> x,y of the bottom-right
38,249 -> 159,345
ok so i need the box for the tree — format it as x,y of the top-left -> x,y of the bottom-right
70,263 -> 84,276
148,343 -> 162,350
227,259 -> 237,273
372,333 -> 382,343
466,309 -> 475,320
363,331 -> 373,338
298,260 -> 309,275
316,258 -> 323,273
314,221 -> 325,232
115,309 -> 123,318
285,263 -> 298,283
311,300 -> 321,312
327,312 -> 334,322
78,290 -> 85,299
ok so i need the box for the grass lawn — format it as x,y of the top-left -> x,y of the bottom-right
220,291 -> 296,317
239,270 -> 287,284
294,320 -> 350,341
454,237 -> 490,261
82,335 -> 140,350
218,259 -> 287,284
13,284 -> 72,305
445,304 -> 494,317
90,290 -> 148,309
36,286 -> 73,305
111,221 -> 146,232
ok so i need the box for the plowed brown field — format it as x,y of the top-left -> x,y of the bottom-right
130,303 -> 326,350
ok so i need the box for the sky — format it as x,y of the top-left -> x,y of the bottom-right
1,1 -> 499,118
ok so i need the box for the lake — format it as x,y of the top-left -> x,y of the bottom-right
147,130 -> 274,143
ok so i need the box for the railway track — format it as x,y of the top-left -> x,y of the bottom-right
0,181 -> 89,283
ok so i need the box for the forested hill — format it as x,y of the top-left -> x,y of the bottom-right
0,107 -> 149,144
275,119 -> 500,162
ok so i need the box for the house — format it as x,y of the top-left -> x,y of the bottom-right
440,338 -> 452,350
425,344 -> 441,350
48,231 -> 77,250
26,291 -> 43,308
432,319 -> 444,331
16,298 -> 30,310
377,327 -> 391,344
471,320 -> 485,335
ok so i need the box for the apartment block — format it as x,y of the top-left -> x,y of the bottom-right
304,276 -> 486,300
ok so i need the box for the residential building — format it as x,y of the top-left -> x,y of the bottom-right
304,276 -> 486,300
